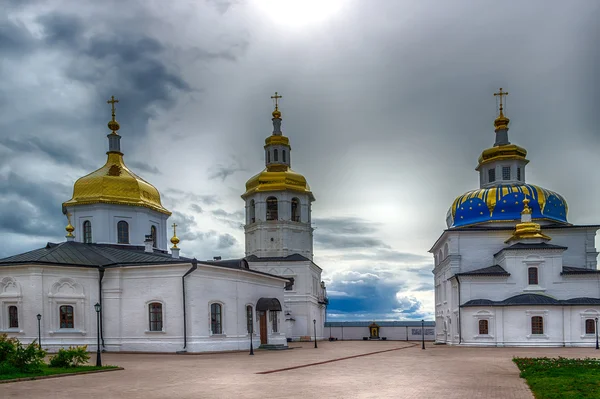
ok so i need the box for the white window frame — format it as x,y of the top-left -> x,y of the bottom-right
523,258 -> 545,292
48,278 -> 86,335
146,300 -> 166,334
0,277 -> 23,333
526,310 -> 549,339
208,301 -> 225,336
580,310 -> 600,339
473,311 -> 494,340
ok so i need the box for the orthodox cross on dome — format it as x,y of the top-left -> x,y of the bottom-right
493,88 -> 508,113
170,222 -> 180,249
65,212 -> 74,238
106,96 -> 120,134
270,91 -> 282,110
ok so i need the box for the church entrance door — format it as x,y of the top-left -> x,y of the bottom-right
259,311 -> 268,345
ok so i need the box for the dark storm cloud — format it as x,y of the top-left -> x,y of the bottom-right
163,189 -> 221,206
189,204 -> 204,214
211,209 -> 244,230
0,136 -> 94,169
313,217 -> 390,249
0,172 -> 70,237
217,233 -> 237,249
208,163 -> 246,182
325,268 -> 430,321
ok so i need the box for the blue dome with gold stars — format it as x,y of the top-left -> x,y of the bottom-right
447,184 -> 568,228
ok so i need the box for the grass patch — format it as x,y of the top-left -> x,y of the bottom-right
513,357 -> 600,399
0,364 -> 119,381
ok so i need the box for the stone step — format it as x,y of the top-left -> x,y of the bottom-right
258,344 -> 290,350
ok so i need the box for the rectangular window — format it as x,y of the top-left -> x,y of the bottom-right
478,319 -> 488,335
517,167 -> 521,181
8,306 -> 18,328
531,316 -> 544,335
488,169 -> 496,183
586,319 -> 596,334
502,166 -> 511,180
246,306 -> 253,334
528,267 -> 538,285
271,311 -> 278,333
149,303 -> 163,331
60,305 -> 74,329
211,303 -> 222,334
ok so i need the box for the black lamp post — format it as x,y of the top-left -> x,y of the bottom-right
421,319 -> 425,350
94,303 -> 102,366
36,314 -> 41,348
596,317 -> 600,349
249,318 -> 254,356
313,319 -> 317,348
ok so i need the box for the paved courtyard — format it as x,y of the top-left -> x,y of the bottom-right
3,341 -> 600,398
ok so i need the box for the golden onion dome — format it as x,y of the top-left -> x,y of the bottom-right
272,108 -> 281,119
170,234 -> 180,248
494,110 -> 510,131
62,152 -> 171,215
242,165 -> 314,200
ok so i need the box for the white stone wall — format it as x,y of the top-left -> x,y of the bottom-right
65,203 -> 170,251
0,263 -> 288,353
248,260 -> 326,341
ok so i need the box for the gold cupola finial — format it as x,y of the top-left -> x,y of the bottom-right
170,222 -> 180,249
493,88 -> 510,131
505,197 -> 551,243
65,212 -> 75,238
270,91 -> 282,119
107,96 -> 120,134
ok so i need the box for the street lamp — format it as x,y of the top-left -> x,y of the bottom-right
36,314 -> 42,348
94,303 -> 102,366
249,317 -> 254,356
596,317 -> 600,349
421,319 -> 425,350
313,319 -> 317,349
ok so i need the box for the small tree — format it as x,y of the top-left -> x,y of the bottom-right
8,340 -> 46,372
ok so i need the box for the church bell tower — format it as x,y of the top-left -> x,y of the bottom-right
242,92 -> 315,259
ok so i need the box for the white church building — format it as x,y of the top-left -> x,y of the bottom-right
0,95 -> 327,353
431,89 -> 600,347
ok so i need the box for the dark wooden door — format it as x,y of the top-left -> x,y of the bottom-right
259,311 -> 268,344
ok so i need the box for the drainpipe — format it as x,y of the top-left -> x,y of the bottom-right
456,275 -> 462,344
98,267 -> 105,349
180,258 -> 198,352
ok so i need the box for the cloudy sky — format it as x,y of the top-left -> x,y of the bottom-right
1,0 -> 598,321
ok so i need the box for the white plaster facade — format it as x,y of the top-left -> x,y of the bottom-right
65,203 -> 170,251
0,262 -> 288,353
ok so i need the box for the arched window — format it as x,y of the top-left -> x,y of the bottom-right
531,316 -> 544,335
586,319 -> 596,334
117,221 -> 129,244
273,149 -> 278,162
211,303 -> 222,334
149,302 -> 163,331
478,319 -> 488,335
249,200 -> 256,223
282,150 -> 286,163
150,226 -> 157,248
83,221 -> 92,243
528,267 -> 538,285
266,197 -> 278,221
60,305 -> 74,329
8,306 -> 18,328
267,151 -> 271,163
246,305 -> 253,334
291,198 -> 300,222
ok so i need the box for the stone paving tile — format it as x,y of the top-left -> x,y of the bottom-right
3,342 -> 599,399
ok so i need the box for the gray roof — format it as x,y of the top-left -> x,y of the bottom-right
0,242 -> 286,280
494,242 -> 568,257
457,265 -> 510,276
561,266 -> 600,275
462,293 -> 600,307
325,321 -> 435,327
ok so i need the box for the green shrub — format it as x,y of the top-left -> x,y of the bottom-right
0,334 -> 18,363
7,340 -> 46,372
49,346 -> 90,368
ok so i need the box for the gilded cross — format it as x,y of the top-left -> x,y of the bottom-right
107,96 -> 119,121
270,92 -> 282,109
172,223 -> 177,234
493,88 -> 508,112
